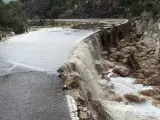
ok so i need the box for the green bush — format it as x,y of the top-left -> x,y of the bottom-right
0,1 -> 26,34
130,3 -> 143,16
119,0 -> 144,17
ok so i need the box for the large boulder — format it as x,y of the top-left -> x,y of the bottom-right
113,65 -> 130,77
62,73 -> 81,89
113,65 -> 121,73
94,61 -> 105,74
105,60 -> 115,68
153,95 -> 160,101
119,67 -> 130,77
124,93 -> 146,103
109,53 -> 118,61
139,89 -> 159,97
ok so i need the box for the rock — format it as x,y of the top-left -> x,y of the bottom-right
136,73 -> 145,79
130,46 -> 137,53
111,96 -> 123,102
102,61 -> 108,71
109,58 -> 116,62
144,31 -> 148,35
121,47 -> 132,55
156,65 -> 160,70
101,51 -> 108,60
117,51 -> 126,59
153,95 -> 160,100
78,106 -> 83,111
94,61 -> 104,74
139,41 -> 146,46
110,73 -> 120,78
62,84 -> 68,90
119,67 -> 130,77
113,65 -> 130,77
105,61 -> 115,68
148,74 -> 160,85
79,111 -> 88,119
86,110 -> 91,117
109,53 -> 118,60
120,39 -> 126,43
101,51 -> 108,56
103,74 -> 110,81
10,32 -> 15,36
145,59 -> 159,65
124,93 -> 146,103
122,58 -> 128,64
152,33 -> 158,39
113,65 -> 121,73
139,53 -> 146,57
139,89 -> 159,97
143,69 -> 155,77
158,23 -> 160,29
62,73 -> 80,88
110,47 -> 117,53
102,56 -> 108,60
82,107 -> 88,112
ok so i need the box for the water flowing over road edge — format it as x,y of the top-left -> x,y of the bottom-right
58,19 -> 160,120
58,19 -> 130,120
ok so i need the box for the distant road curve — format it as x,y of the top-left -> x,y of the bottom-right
28,19 -> 128,27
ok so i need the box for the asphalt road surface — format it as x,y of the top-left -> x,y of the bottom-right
0,28 -> 92,120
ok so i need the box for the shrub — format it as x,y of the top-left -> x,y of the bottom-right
0,1 -> 26,34
130,3 -> 144,16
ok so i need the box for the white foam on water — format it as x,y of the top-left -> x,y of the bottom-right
110,77 -> 153,95
103,77 -> 160,119
104,101 -> 160,120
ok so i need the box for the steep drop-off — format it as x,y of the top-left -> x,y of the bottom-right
58,18 -> 160,119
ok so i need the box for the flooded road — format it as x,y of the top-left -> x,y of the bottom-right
0,28 -> 92,120
0,28 -> 92,71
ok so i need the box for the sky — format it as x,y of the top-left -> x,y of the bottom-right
3,0 -> 17,3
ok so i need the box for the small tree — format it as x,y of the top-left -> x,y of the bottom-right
0,1 -> 26,34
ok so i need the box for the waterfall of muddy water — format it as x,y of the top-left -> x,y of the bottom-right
60,30 -> 160,119
0,28 -> 93,120
60,31 -> 104,101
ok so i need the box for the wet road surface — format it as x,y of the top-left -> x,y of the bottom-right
0,28 -> 92,120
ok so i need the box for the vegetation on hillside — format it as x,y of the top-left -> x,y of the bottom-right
19,0 -> 159,19
0,0 -> 159,32
0,1 -> 26,34
119,0 -> 159,17
20,0 -> 77,18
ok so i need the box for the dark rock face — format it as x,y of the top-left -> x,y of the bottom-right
60,0 -> 120,18
24,0 -> 46,18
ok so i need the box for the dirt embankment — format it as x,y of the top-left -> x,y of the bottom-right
58,17 -> 160,119
57,21 -> 132,119
0,27 -> 15,41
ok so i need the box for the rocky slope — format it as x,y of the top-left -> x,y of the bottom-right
57,15 -> 160,119
60,0 -> 160,19
21,0 -> 160,19
60,0 -> 120,18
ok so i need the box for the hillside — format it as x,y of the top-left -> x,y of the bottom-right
20,0 -> 159,19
